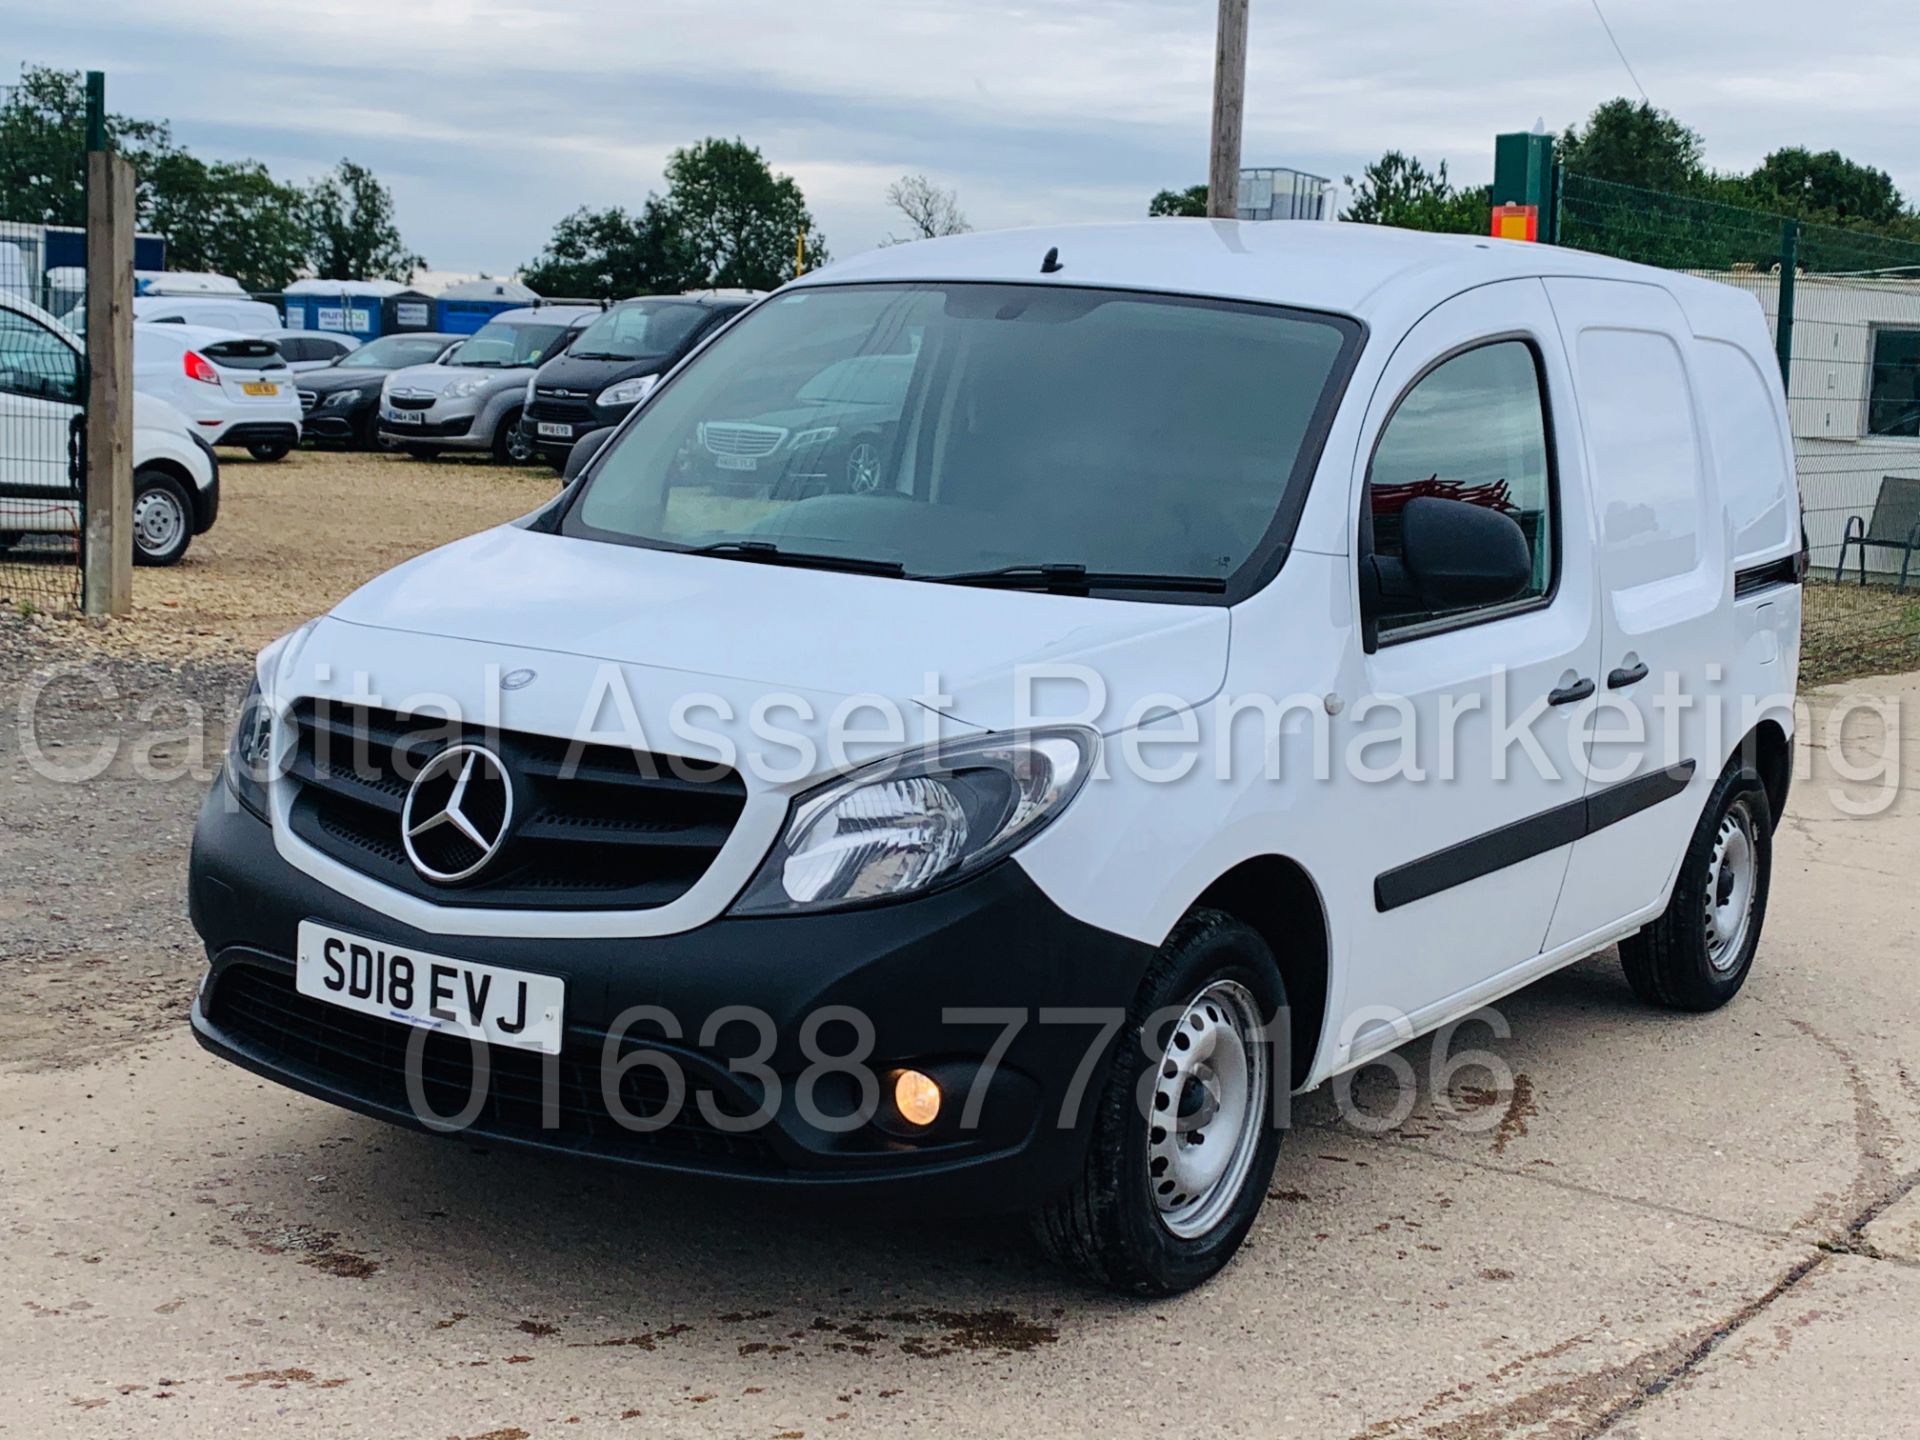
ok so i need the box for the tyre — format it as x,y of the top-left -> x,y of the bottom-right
401,444 -> 442,461
132,469 -> 193,567
246,438 -> 293,462
1032,908 -> 1285,1295
1619,762 -> 1773,1011
495,408 -> 532,464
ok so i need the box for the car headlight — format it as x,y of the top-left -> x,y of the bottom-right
729,728 -> 1098,915
789,425 -> 838,450
324,387 -> 365,407
224,678 -> 277,822
442,376 -> 489,400
598,374 -> 658,408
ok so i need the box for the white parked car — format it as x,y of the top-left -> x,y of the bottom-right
273,329 -> 362,373
133,294 -> 284,335
133,323 -> 303,460
0,291 -> 219,566
189,223 -> 1802,1293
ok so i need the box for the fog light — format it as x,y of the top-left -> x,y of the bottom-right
892,1069 -> 942,1128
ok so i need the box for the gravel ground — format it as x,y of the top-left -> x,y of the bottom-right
4,448 -> 560,663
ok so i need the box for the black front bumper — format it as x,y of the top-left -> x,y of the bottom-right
303,396 -> 376,443
187,781 -> 1153,1210
520,405 -> 631,463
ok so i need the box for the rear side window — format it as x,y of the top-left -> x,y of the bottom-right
1692,339 -> 1794,561
0,308 -> 80,403
1575,329 -> 1704,591
1367,340 -> 1555,635
204,339 -> 288,372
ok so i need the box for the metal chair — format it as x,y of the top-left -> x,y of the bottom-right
1835,475 -> 1920,592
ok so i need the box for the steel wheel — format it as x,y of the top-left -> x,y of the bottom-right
134,483 -> 188,560
1147,978 -> 1269,1240
1704,798 -> 1758,972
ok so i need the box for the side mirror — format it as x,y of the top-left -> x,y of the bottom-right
563,426 -> 618,484
1363,496 -> 1532,622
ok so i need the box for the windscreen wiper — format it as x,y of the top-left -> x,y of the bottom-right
681,539 -> 906,578
920,562 -> 1228,594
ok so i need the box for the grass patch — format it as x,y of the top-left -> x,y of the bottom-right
1803,579 -> 1920,687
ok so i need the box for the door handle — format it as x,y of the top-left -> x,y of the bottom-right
1547,677 -> 1595,706
1607,660 -> 1649,689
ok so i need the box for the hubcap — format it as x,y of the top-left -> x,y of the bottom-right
847,441 -> 880,493
1146,979 -> 1268,1240
133,488 -> 185,557
1704,801 -> 1758,972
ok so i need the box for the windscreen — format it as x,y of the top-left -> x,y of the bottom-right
450,321 -> 568,368
568,302 -> 708,361
566,283 -> 1355,592
345,335 -> 451,369
203,339 -> 288,372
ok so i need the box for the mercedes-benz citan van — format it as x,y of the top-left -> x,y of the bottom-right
189,222 -> 1803,1294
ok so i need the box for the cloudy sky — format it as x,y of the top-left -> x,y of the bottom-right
9,0 -> 1918,278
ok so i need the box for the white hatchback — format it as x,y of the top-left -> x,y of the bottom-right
133,323 -> 304,460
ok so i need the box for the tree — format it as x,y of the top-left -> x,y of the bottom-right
303,159 -> 424,282
1342,152 -> 1488,233
1148,184 -> 1209,217
146,154 -> 308,291
656,138 -> 827,289
1558,99 -> 1704,193
520,201 -> 694,297
0,64 -> 180,226
1746,147 -> 1905,226
884,174 -> 969,244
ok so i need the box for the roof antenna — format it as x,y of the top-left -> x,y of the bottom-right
1040,246 -> 1064,274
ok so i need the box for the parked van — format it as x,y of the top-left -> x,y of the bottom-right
1,291 -> 219,566
188,223 -> 1802,1294
134,294 -> 284,335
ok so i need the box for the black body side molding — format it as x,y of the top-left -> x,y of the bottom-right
1373,760 -> 1699,912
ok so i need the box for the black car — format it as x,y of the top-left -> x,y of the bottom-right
297,332 -> 463,447
518,294 -> 752,466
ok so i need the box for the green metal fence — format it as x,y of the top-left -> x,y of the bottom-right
1557,173 -> 1920,606
0,77 -> 90,614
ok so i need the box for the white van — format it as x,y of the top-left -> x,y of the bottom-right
188,223 -> 1802,1294
133,294 -> 284,336
1,292 -> 220,566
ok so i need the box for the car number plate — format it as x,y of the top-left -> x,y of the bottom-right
385,409 -> 423,425
242,381 -> 279,397
715,455 -> 758,471
295,921 -> 565,1055
536,422 -> 573,438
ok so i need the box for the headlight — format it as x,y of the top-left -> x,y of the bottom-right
442,376 -> 489,400
224,678 -> 277,821
598,374 -> 658,408
324,388 -> 364,407
789,425 -> 838,450
729,728 -> 1097,915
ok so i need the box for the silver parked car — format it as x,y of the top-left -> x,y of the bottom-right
377,305 -> 600,461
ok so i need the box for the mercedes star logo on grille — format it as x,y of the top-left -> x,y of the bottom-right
401,744 -> 514,884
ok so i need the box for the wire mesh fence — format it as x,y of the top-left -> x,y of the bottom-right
1558,173 -> 1920,601
1,84 -> 88,615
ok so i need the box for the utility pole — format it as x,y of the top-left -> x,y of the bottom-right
83,71 -> 134,618
1207,0 -> 1249,218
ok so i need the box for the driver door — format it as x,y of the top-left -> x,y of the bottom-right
0,306 -> 83,499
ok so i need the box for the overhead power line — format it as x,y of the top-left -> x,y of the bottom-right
1586,0 -> 1650,103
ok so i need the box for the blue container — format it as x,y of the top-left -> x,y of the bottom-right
436,297 -> 524,335
284,288 -> 435,339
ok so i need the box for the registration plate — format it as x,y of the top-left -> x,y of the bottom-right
385,409 -> 423,426
242,381 -> 279,397
715,454 -> 758,472
536,421 -> 573,439
295,921 -> 565,1055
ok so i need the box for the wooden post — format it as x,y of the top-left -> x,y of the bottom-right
83,150 -> 135,618
1207,0 -> 1249,219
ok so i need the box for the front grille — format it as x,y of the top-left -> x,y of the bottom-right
529,394 -> 597,426
298,389 -> 318,414
388,393 -> 436,411
210,964 -> 778,1170
283,700 -> 748,911
700,422 -> 786,458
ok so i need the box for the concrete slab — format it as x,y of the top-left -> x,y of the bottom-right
1862,1185 -> 1920,1263
1607,1254 -> 1920,1440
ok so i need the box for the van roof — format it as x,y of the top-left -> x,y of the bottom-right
796,220 -> 1744,327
